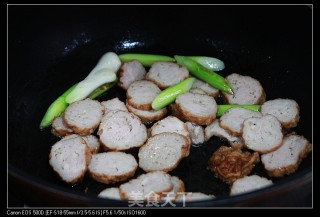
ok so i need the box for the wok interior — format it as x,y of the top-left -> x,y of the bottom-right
8,6 -> 312,206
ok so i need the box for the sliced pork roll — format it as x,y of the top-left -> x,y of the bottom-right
98,111 -> 147,151
49,135 -> 91,184
175,93 -> 217,125
88,152 -> 138,184
118,60 -> 146,90
146,62 -> 189,89
64,98 -> 104,135
222,73 -> 266,105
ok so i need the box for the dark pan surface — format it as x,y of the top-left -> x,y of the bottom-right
8,5 -> 312,207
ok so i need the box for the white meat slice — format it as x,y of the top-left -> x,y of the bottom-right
261,98 -> 300,128
118,60 -> 146,90
88,152 -> 138,184
98,111 -> 147,151
146,62 -> 189,89
150,116 -> 190,144
261,134 -> 312,177
186,122 -> 205,146
51,115 -> 73,137
49,135 -> 91,184
126,101 -> 167,123
230,175 -> 273,195
101,97 -> 128,114
175,93 -> 217,125
126,80 -> 161,110
219,107 -> 262,136
176,192 -> 215,202
119,171 -> 173,201
98,187 -> 121,200
191,78 -> 219,98
63,98 -> 104,135
205,120 -> 244,149
138,133 -> 189,172
222,73 -> 266,105
242,115 -> 283,153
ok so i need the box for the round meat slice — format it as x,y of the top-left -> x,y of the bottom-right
175,93 -> 217,125
146,62 -> 189,89
126,101 -> 167,123
119,171 -> 173,201
51,115 -> 73,137
261,98 -> 300,128
169,103 -> 187,122
49,135 -> 91,184
176,192 -> 215,202
126,80 -> 161,110
98,111 -> 147,151
205,120 -> 243,149
169,176 -> 185,200
186,122 -> 205,146
242,115 -> 283,153
82,135 -> 100,154
138,133 -> 189,172
219,108 -> 262,136
150,116 -> 190,141
98,187 -> 121,200
261,134 -> 312,177
64,98 -> 104,135
190,88 -> 207,95
88,152 -> 138,184
230,175 -> 273,195
191,78 -> 219,98
151,116 -> 191,156
101,97 -> 128,113
222,73 -> 266,105
118,60 -> 146,90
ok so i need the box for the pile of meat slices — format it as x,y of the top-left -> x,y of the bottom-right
48,60 -> 312,201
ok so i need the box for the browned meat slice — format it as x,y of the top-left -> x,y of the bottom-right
208,146 -> 260,184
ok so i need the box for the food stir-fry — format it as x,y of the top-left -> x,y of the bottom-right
41,52 -> 312,201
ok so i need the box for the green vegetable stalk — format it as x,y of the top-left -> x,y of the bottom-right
188,56 -> 225,71
152,77 -> 195,110
119,53 -> 175,67
88,80 -> 117,99
174,55 -> 233,94
39,84 -> 77,129
217,104 -> 261,117
40,81 -> 116,129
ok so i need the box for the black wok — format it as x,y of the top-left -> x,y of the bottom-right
8,5 -> 312,207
